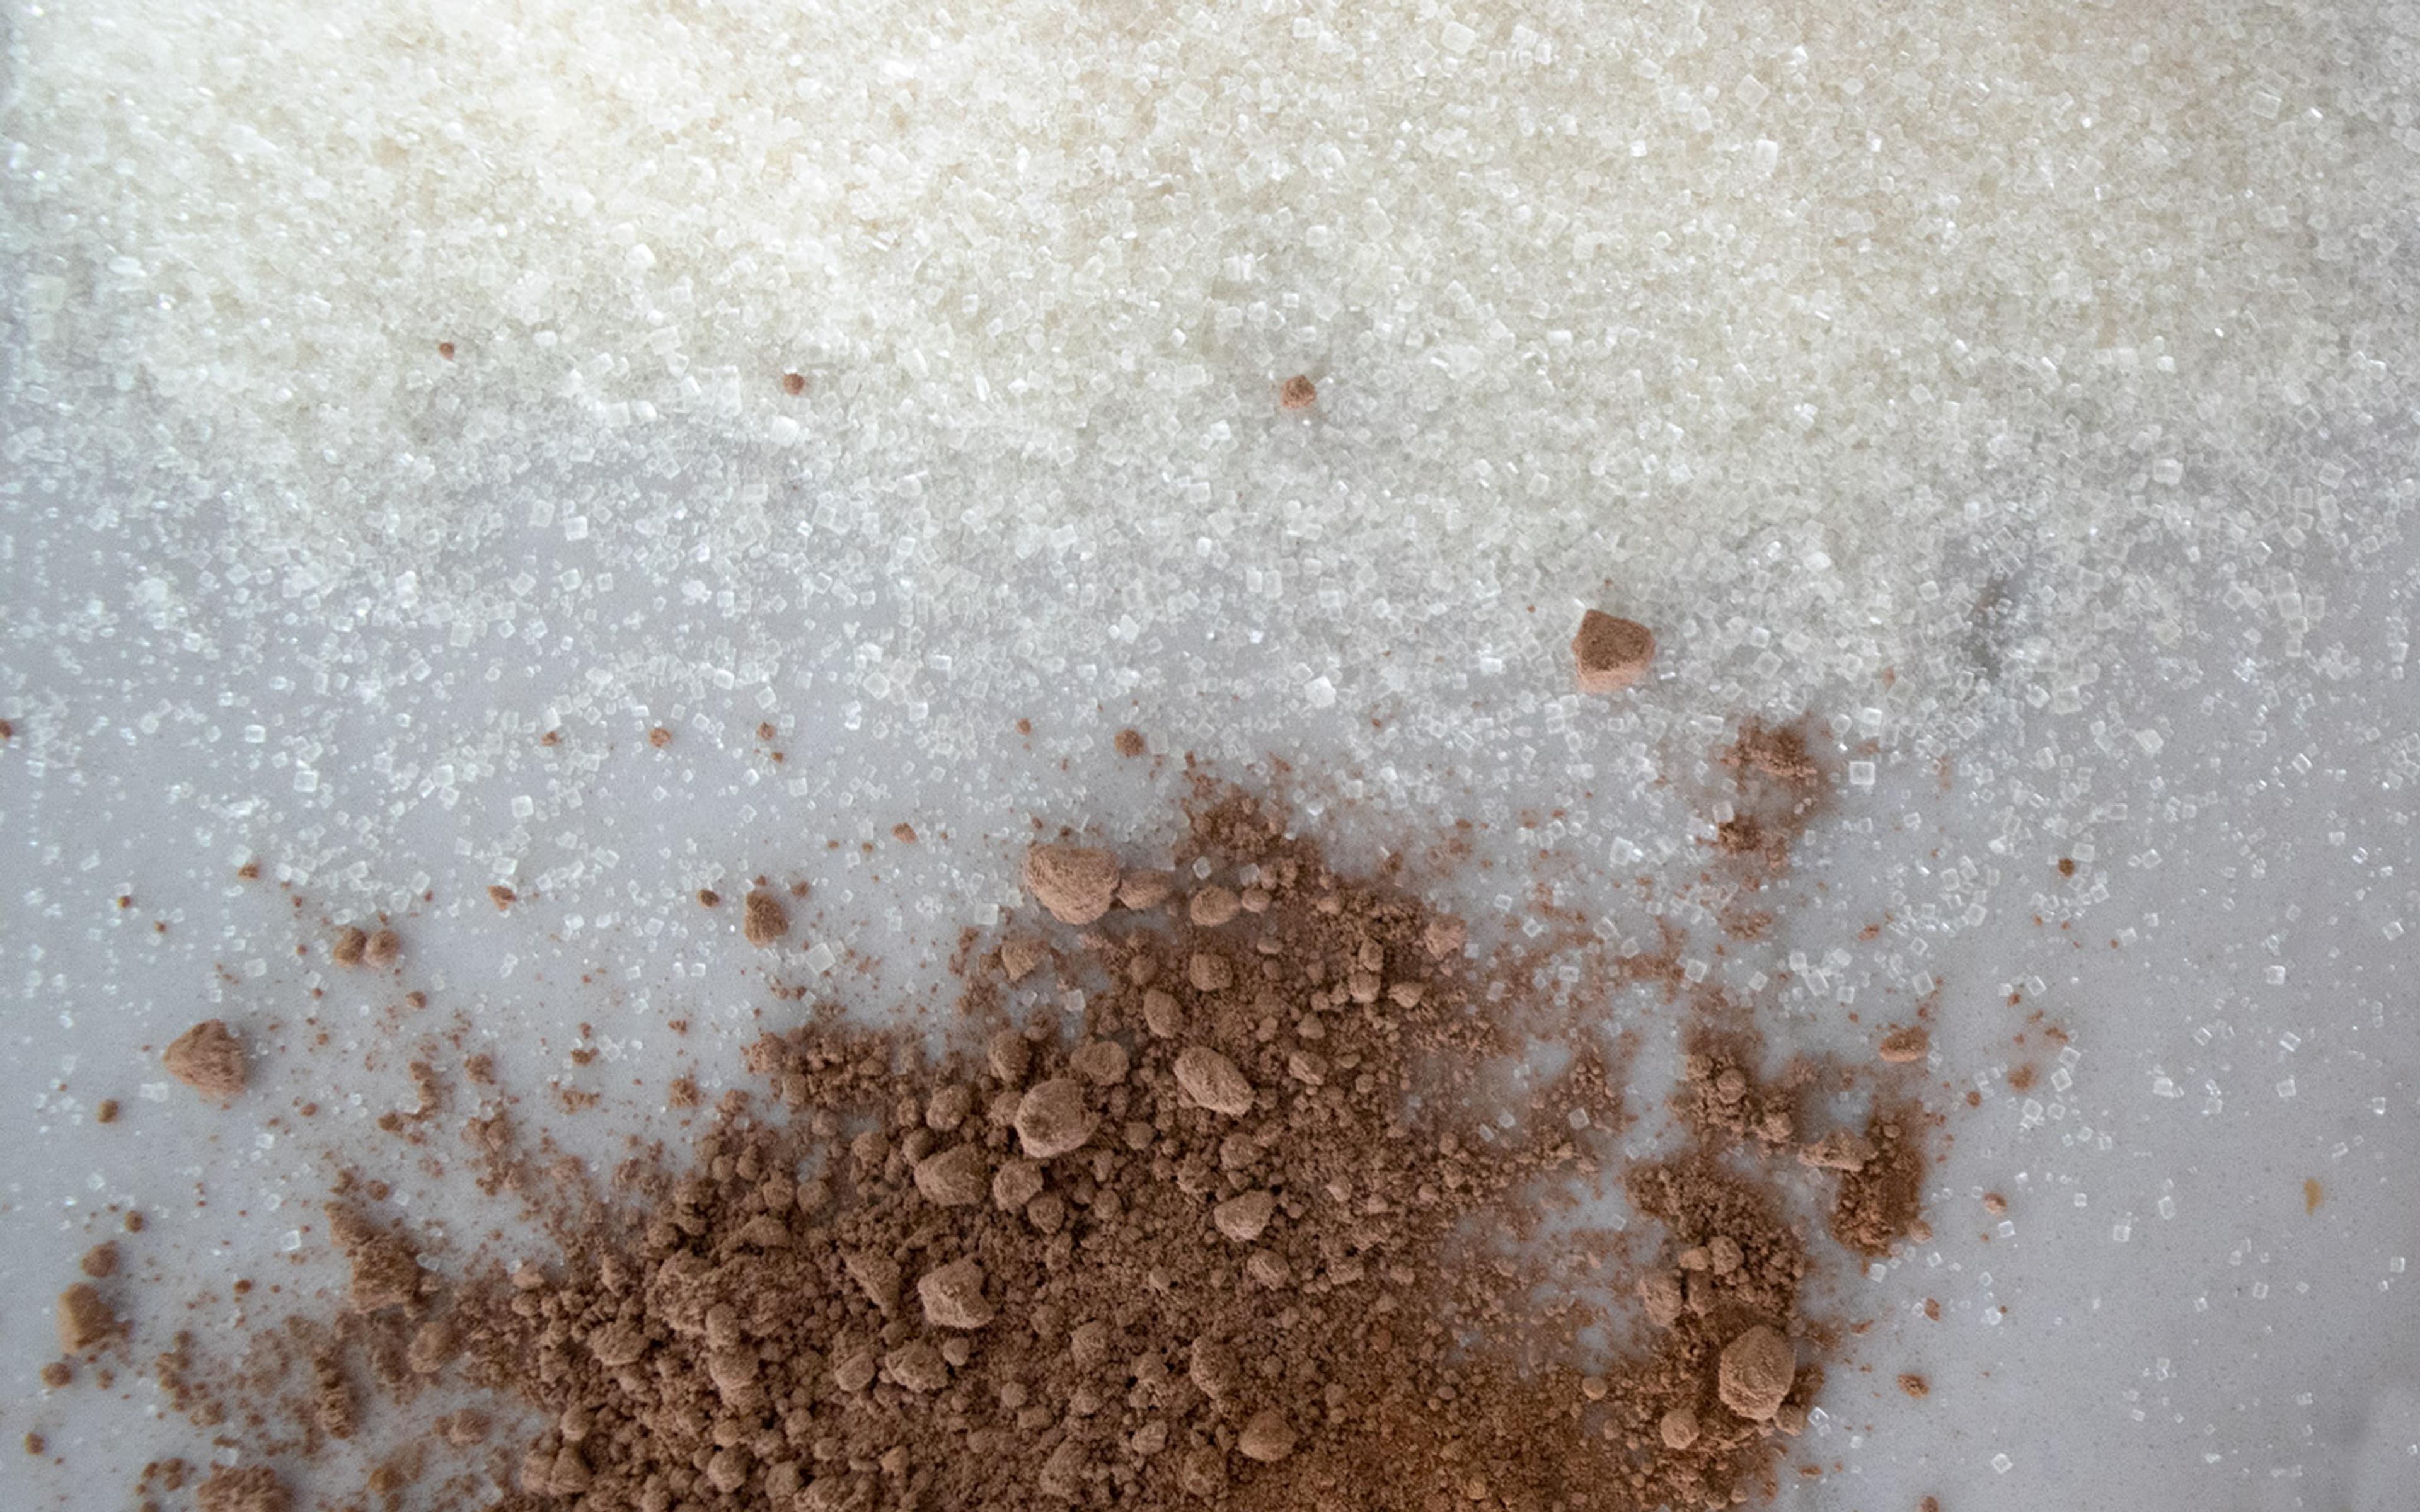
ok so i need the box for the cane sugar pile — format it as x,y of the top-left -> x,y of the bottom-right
6,0 -> 2405,800
101,780 -> 1939,1512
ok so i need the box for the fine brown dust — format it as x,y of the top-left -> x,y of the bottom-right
122,775 -> 1937,1512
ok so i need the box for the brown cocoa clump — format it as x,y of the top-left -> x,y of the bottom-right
1899,1372 -> 1930,1397
1878,1025 -> 1929,1063
1830,1106 -> 1929,1257
1278,374 -> 1318,410
364,927 -> 400,966
741,888 -> 788,946
193,1465 -> 290,1512
1572,608 -> 1656,694
55,1283 -> 115,1353
79,1243 -> 118,1279
329,926 -> 368,966
326,1205 -> 421,1311
1717,1325 -> 1796,1420
1712,718 -> 1826,874
1023,841 -> 1121,924
1114,727 -> 1147,758
163,1020 -> 246,1097
158,780 -> 1906,1512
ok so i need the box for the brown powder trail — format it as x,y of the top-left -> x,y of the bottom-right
125,774 -> 1930,1512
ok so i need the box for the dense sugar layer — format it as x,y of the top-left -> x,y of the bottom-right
3,0 -> 2412,900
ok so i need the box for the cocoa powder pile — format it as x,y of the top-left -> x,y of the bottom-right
128,779 -> 1928,1512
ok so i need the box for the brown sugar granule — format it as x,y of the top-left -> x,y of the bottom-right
79,1243 -> 118,1280
1279,373 -> 1318,409
95,1098 -> 119,1124
123,1210 -> 144,1234
22,1433 -> 42,1455
1877,1025 -> 1930,1063
1922,1499 -> 1942,1512
193,1465 -> 291,1512
781,371 -> 806,395
486,885 -> 516,911
1114,726 -> 1147,757
647,725 -> 672,748
163,1020 -> 246,1097
56,1283 -> 115,1353
1898,1372 -> 1930,1398
891,822 -> 918,844
2057,857 -> 2076,876
1023,842 -> 1120,924
1982,1192 -> 2007,1215
329,926 -> 368,965
39,1361 -> 71,1388
1572,608 -> 1656,694
695,888 -> 720,908
741,887 -> 788,946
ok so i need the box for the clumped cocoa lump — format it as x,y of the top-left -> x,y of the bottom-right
164,1019 -> 246,1097
1113,727 -> 1147,758
330,926 -> 369,966
326,1205 -> 422,1312
80,1242 -> 119,1279
165,782 -> 1910,1512
1572,608 -> 1656,694
1278,374 -> 1318,410
741,888 -> 789,946
1022,841 -> 1120,924
1829,1105 -> 1930,1258
364,927 -> 401,966
57,1283 -> 116,1353
1712,718 -> 1826,875
194,1465 -> 291,1512
1877,1025 -> 1929,1063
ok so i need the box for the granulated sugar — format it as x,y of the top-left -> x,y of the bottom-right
6,0 -> 2409,913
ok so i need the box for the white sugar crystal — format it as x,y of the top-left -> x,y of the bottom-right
0,0 -> 2405,938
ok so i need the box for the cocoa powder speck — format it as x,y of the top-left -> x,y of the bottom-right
163,1021 -> 246,1097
